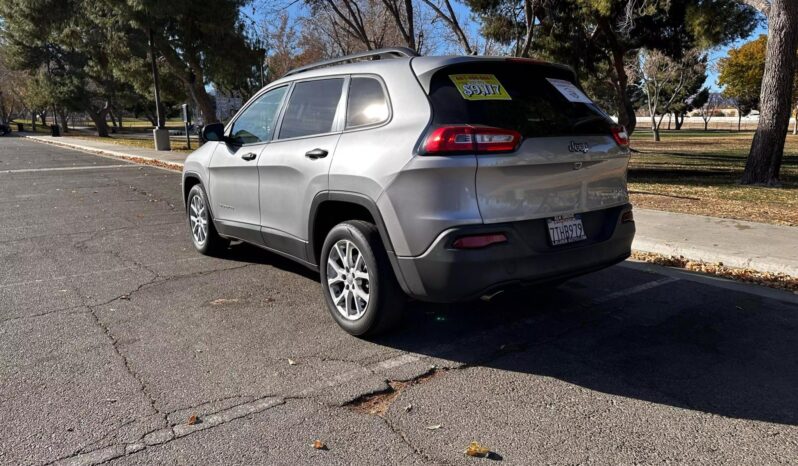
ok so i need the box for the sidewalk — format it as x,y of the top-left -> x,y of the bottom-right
23,134 -> 798,277
25,134 -> 188,169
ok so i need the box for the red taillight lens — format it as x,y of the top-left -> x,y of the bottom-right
451,233 -> 508,249
422,125 -> 521,155
611,125 -> 629,147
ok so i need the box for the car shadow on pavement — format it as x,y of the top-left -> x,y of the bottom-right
375,269 -> 798,427
220,243 -> 798,426
221,242 -> 320,281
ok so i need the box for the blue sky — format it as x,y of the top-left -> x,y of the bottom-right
247,1 -> 768,92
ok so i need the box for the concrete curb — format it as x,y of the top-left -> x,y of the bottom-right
632,237 -> 798,277
23,134 -> 797,280
24,135 -> 184,171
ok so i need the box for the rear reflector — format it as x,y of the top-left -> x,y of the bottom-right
611,125 -> 630,147
621,210 -> 634,223
452,233 -> 508,249
422,125 -> 521,155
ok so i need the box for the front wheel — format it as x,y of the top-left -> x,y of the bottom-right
186,184 -> 229,256
320,220 -> 404,336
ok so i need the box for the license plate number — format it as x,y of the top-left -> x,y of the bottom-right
547,215 -> 587,246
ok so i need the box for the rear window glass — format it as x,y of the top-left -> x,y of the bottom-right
346,77 -> 390,128
428,62 -> 613,138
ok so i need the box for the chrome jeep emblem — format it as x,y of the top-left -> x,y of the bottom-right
568,141 -> 590,153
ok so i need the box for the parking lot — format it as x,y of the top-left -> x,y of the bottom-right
1,137 -> 797,465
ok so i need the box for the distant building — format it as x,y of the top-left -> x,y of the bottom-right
212,91 -> 244,123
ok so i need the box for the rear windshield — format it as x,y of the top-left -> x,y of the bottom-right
427,62 -> 613,138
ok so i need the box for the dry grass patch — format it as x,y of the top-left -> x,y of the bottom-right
628,130 -> 798,226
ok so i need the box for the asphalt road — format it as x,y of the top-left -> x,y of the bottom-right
1,137 -> 797,465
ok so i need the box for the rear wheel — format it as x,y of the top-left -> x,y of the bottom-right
187,184 -> 229,256
320,220 -> 404,336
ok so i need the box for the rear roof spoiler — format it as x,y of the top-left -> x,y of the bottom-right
283,47 -> 420,78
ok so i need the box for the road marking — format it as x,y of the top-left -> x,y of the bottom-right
0,164 -> 136,174
590,276 -> 679,304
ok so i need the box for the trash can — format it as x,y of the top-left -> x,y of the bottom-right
16,123 -> 24,132
50,124 -> 60,137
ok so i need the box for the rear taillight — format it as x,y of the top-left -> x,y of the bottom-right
422,125 -> 521,155
611,125 -> 629,147
451,233 -> 508,249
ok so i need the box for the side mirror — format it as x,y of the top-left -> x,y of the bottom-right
200,123 -> 225,143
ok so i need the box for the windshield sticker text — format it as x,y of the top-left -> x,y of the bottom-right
449,74 -> 512,101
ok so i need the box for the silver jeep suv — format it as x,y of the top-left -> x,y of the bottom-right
182,48 -> 635,336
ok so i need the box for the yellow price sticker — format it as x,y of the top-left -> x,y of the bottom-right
449,74 -> 512,101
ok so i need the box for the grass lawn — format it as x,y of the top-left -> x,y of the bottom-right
69,134 -> 195,154
628,130 -> 798,226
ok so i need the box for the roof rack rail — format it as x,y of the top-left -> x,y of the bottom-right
283,47 -> 419,77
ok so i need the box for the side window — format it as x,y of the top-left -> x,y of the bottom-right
230,86 -> 287,145
278,78 -> 344,139
346,77 -> 389,128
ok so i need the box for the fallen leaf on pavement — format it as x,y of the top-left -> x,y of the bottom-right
210,298 -> 240,306
288,359 -> 297,366
187,414 -> 200,425
465,441 -> 490,457
404,404 -> 413,412
312,440 -> 327,450
425,424 -> 442,430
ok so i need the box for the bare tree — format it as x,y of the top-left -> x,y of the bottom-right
697,93 -> 723,131
739,0 -> 798,185
420,0 -> 474,54
631,49 -> 704,141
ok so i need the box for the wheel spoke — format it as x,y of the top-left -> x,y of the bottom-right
327,276 -> 344,286
328,259 -> 345,276
344,289 -> 353,315
354,286 -> 369,304
334,243 -> 346,265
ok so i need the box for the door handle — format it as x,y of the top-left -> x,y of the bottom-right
305,148 -> 329,159
241,152 -> 257,161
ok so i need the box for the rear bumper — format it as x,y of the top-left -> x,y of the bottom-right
394,204 -> 635,302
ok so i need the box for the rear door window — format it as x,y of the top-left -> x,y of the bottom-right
346,77 -> 390,128
427,62 -> 613,138
278,78 -> 345,139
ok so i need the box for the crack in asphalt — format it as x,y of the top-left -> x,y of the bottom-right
43,274 -> 674,465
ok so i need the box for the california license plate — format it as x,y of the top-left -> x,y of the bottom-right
547,215 -> 587,246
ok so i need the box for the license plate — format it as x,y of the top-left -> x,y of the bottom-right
547,215 -> 587,246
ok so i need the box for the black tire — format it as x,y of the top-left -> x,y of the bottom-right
186,184 -> 229,256
319,220 -> 405,336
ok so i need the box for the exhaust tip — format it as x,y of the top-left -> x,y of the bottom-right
480,290 -> 505,302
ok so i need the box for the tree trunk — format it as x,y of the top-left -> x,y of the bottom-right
87,106 -> 110,137
651,114 -> 660,141
738,112 -> 742,132
188,79 -> 218,124
608,46 -> 636,134
59,110 -> 69,133
793,106 -> 798,134
704,119 -> 709,131
39,111 -> 47,127
742,0 -> 798,185
674,112 -> 684,130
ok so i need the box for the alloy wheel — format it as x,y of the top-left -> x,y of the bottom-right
326,239 -> 370,320
189,193 -> 208,246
